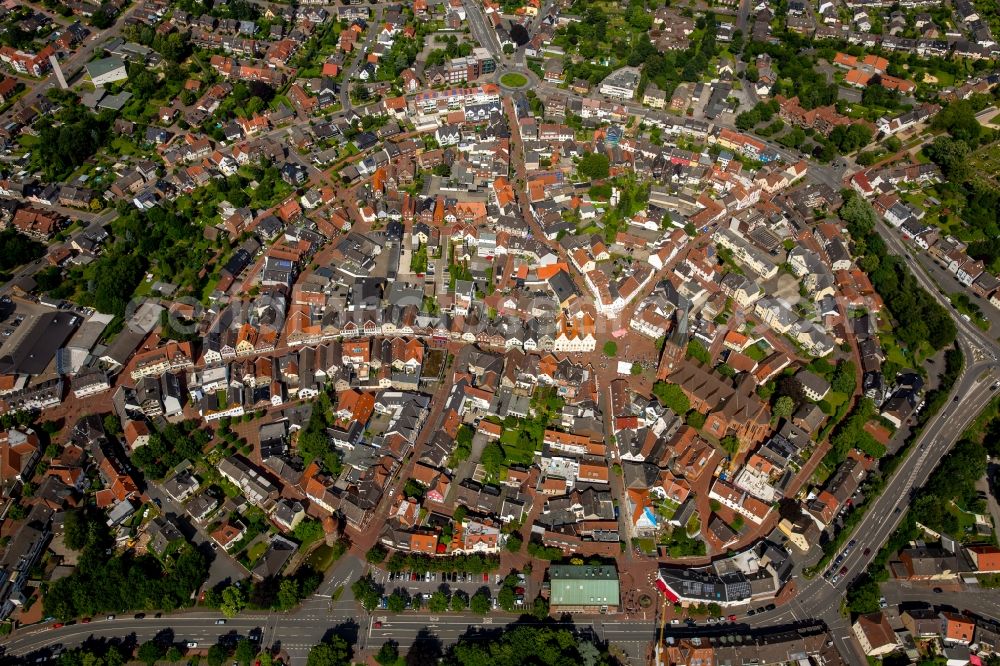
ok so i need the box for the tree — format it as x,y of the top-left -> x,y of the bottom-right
137,641 -> 164,665
451,592 -> 468,611
505,533 -> 523,553
447,625 -> 606,665
720,435 -> 740,457
165,646 -> 183,662
577,153 -> 610,180
63,508 -> 99,551
831,361 -> 856,395
602,341 -> 618,357
510,23 -> 530,45
234,639 -> 255,665
278,578 -> 301,611
207,645 -> 227,666
481,442 -> 505,479
630,362 -> 642,376
839,194 -> 878,237
221,584 -> 247,617
470,591 -> 491,614
428,591 -> 449,612
498,585 -> 516,611
387,592 -> 407,613
307,636 -> 351,666
292,519 -> 324,547
366,544 -> 389,564
846,576 -> 881,614
351,575 -> 381,611
652,382 -> 690,414
531,595 -> 549,620
772,395 -> 795,422
686,411 -> 706,429
376,641 -> 400,666
0,228 -> 45,272
923,135 -> 970,180
90,7 -> 114,29
686,340 -> 711,364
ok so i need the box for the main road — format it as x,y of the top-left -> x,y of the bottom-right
739,215 -> 1000,664
0,551 -> 658,665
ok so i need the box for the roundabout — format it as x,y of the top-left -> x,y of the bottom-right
499,71 -> 530,89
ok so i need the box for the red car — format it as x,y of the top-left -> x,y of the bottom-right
52,623 -> 63,629
374,621 -> 382,629
81,618 -> 91,624
728,615 -> 737,621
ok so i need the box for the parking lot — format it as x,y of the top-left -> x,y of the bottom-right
373,570 -> 532,610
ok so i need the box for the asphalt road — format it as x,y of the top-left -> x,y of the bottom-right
464,0 -> 505,63
1,551 -> 655,665
881,580 -> 1000,620
736,219 -> 1000,665
3,2 -> 141,127
1,555 -> 367,665
0,210 -> 117,295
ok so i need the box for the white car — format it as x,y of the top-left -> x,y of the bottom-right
186,642 -> 198,649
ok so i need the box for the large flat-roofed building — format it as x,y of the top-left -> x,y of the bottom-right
0,311 -> 81,375
549,564 -> 620,614
86,56 -> 128,86
599,67 -> 641,101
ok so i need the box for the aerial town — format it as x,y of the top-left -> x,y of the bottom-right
0,0 -> 999,664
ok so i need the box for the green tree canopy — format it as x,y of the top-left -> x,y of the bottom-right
577,152 -> 610,180
652,382 -> 691,414
307,636 -> 351,666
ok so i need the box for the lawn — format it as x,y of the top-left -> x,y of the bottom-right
825,390 -> 849,409
744,343 -> 768,362
306,543 -> 342,572
656,498 -> 680,521
246,540 -> 268,563
500,72 -> 528,87
498,429 -> 537,466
